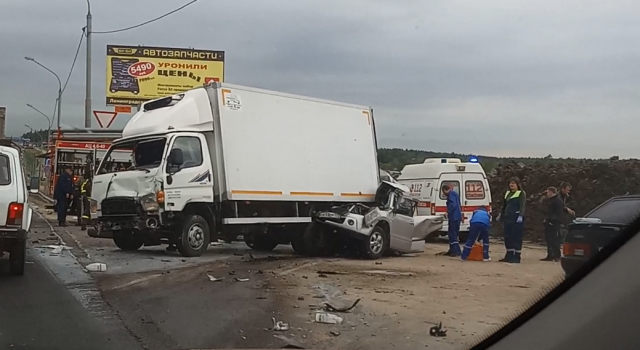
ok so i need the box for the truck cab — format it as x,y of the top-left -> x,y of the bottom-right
397,158 -> 492,239
0,142 -> 35,275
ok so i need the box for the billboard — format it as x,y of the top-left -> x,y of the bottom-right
105,45 -> 225,106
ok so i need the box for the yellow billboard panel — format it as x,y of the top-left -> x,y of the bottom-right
105,45 -> 225,106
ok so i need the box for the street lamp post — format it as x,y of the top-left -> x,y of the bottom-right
24,57 -> 62,131
24,124 -> 42,144
26,103 -> 53,147
85,0 -> 93,128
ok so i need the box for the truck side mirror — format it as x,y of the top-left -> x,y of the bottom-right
29,176 -> 40,194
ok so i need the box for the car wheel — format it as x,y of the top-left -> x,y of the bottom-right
360,226 -> 389,260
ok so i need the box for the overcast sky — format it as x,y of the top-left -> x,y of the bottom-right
1,0 -> 639,158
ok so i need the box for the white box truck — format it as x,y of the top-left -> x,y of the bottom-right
89,83 -> 441,258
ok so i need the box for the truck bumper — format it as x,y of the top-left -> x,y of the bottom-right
0,229 -> 28,240
87,225 -> 113,239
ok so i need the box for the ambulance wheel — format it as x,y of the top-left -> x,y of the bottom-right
177,215 -> 211,257
458,231 -> 469,244
9,239 -> 26,276
113,231 -> 144,251
360,226 -> 389,260
244,233 -> 278,252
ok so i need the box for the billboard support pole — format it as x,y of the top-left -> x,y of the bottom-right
84,1 -> 93,128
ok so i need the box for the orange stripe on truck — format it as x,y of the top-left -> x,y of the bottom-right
231,190 -> 283,195
341,192 -> 375,198
290,191 -> 333,196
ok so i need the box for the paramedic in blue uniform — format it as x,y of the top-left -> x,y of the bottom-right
497,177 -> 526,263
54,165 -> 74,227
461,207 -> 491,261
442,184 -> 462,256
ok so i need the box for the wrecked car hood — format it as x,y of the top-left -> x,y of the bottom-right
92,170 -> 160,208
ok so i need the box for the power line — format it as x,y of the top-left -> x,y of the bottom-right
93,0 -> 199,34
62,27 -> 86,94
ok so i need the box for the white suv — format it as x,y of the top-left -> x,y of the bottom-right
0,142 -> 34,275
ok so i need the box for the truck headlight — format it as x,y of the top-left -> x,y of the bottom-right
140,193 -> 159,211
90,199 -> 98,214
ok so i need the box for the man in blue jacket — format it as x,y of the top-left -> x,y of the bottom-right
461,207 -> 491,261
54,166 -> 74,226
442,184 -> 462,256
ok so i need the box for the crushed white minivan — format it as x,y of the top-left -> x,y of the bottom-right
0,141 -> 35,275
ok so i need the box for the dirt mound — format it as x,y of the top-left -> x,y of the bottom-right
487,159 -> 640,241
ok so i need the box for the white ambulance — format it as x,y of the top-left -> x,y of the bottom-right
397,158 -> 492,237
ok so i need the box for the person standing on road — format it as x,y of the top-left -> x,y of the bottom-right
558,182 -> 575,245
541,186 -> 565,261
80,169 -> 93,231
53,166 -> 74,227
442,184 -> 462,257
497,177 -> 526,263
461,207 -> 491,261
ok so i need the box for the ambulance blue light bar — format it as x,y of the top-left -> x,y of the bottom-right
469,156 -> 479,163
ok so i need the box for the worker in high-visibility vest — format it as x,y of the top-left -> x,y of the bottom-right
80,174 -> 92,231
496,177 -> 526,263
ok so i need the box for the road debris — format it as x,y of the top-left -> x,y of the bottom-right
362,270 -> 415,277
314,312 -> 343,324
324,298 -> 361,313
271,317 -> 290,331
207,274 -> 224,282
273,334 -> 305,349
317,270 -> 350,275
330,330 -> 341,336
86,263 -> 107,272
235,277 -> 250,282
429,322 -> 447,337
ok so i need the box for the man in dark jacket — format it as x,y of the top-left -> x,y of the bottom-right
541,186 -> 565,261
54,166 -> 74,226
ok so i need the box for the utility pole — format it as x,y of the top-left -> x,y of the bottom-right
84,0 -> 93,128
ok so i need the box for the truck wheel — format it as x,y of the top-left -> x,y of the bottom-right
177,215 -> 211,257
244,233 -> 279,252
360,226 -> 389,260
9,239 -> 26,276
303,222 -> 328,256
290,235 -> 306,255
113,232 -> 144,251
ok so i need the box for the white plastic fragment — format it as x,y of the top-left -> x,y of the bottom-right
314,312 -> 343,324
86,263 -> 107,272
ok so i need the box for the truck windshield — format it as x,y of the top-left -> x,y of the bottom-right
97,138 -> 166,174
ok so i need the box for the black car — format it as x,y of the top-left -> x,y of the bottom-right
562,195 -> 640,277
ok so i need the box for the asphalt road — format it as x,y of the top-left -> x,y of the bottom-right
0,208 -> 142,350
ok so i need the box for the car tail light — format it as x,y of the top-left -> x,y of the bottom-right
7,203 -> 24,226
431,203 -> 436,215
564,242 -> 592,257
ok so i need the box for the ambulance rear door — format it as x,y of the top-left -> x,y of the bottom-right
435,173 -> 463,233
406,179 -> 434,216
461,173 -> 491,231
